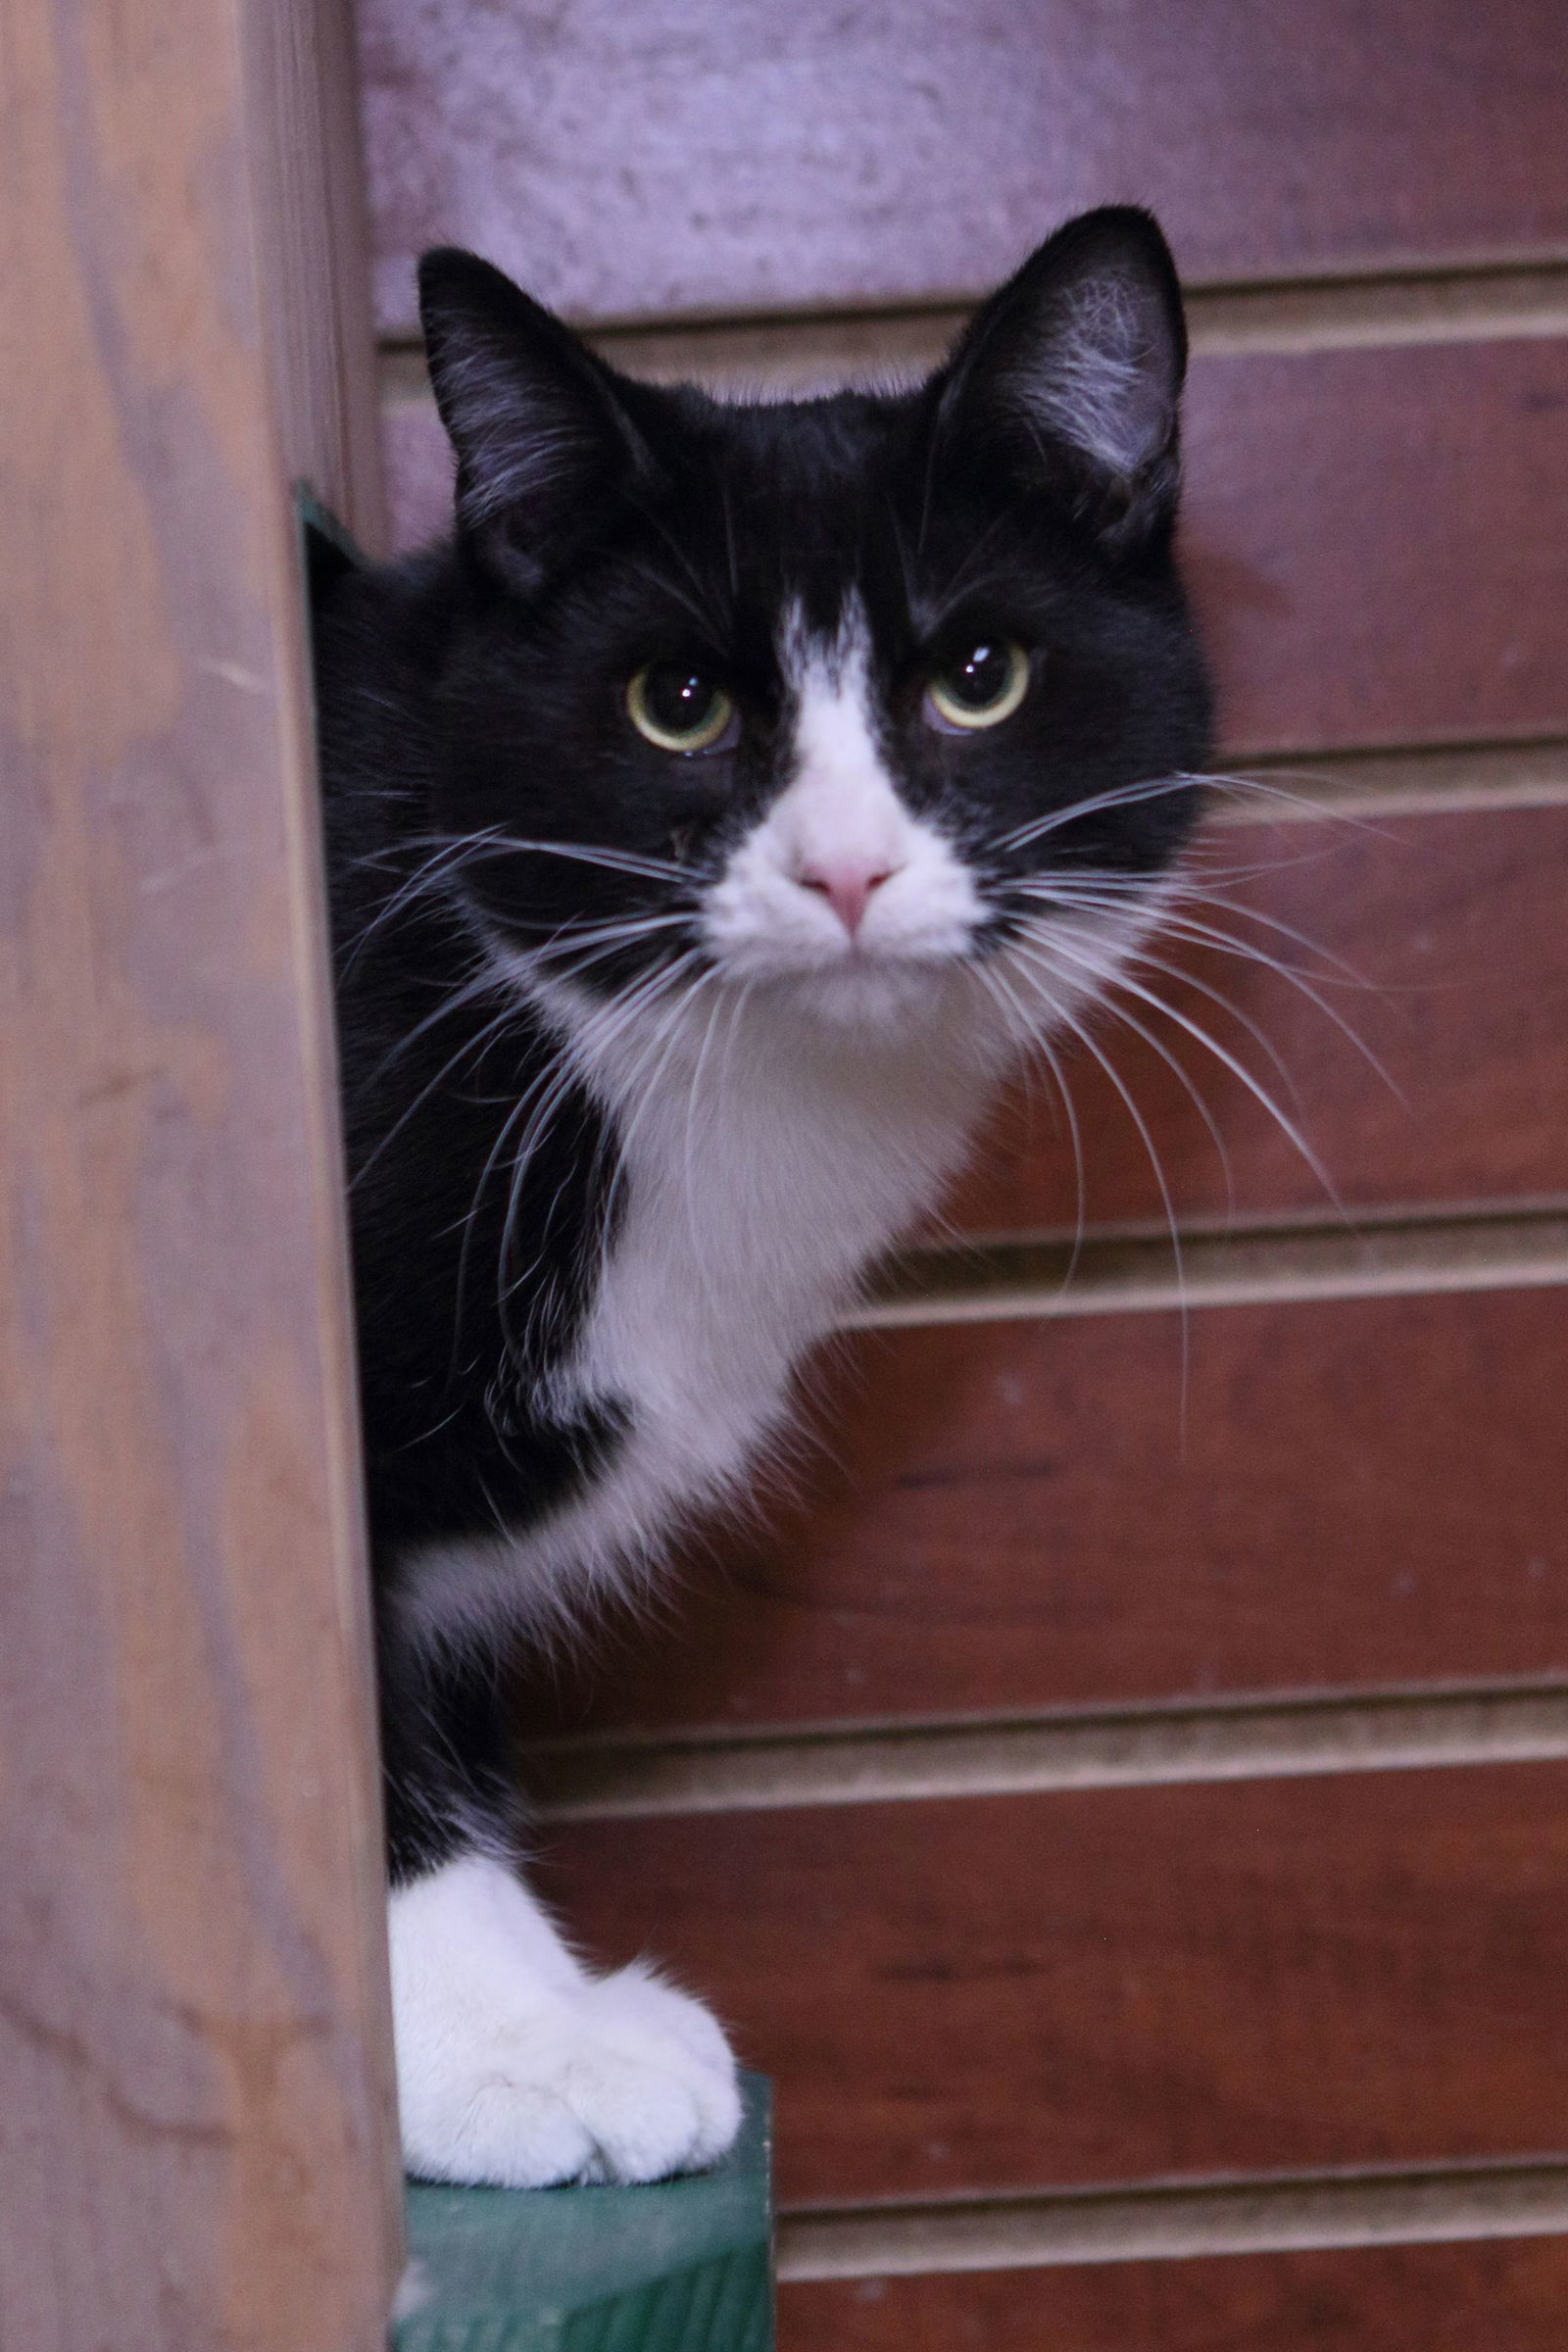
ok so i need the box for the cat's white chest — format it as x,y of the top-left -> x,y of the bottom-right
396,980 -> 1003,1649
580,984 -> 993,1477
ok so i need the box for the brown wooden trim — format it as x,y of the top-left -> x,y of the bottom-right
1,1 -> 398,2342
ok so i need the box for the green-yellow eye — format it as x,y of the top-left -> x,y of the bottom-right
626,662 -> 737,754
924,640 -> 1030,733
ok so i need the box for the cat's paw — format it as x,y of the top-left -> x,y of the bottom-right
389,1854 -> 742,2188
397,1987 -> 742,2187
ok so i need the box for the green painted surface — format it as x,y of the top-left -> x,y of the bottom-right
395,2078 -> 774,2352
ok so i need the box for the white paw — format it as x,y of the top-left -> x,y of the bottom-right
389,1854 -> 742,2188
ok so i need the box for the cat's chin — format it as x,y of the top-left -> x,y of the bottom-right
746,953 -> 978,1037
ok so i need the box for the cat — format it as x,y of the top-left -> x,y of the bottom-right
312,203 -> 1212,2188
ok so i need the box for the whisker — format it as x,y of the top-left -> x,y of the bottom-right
342,826 -> 514,968
1013,873 -> 1372,988
1011,883 -> 1400,1097
969,956 -> 1091,1283
350,998 -> 524,1189
1006,931 -> 1237,1221
1035,927 -> 1343,1210
1184,767 -> 1401,843
1018,912 -> 1307,1114
995,772 -> 1204,855
359,827 -> 693,889
1017,975 -> 1192,1414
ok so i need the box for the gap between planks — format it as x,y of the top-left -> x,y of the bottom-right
378,258 -> 1568,405
1208,737 -> 1568,821
851,1200 -> 1568,1332
524,1676 -> 1568,1821
774,2154 -> 1568,2281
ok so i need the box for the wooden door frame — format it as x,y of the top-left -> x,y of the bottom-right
2,2 -> 399,2343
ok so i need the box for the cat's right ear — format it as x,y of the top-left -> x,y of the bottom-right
928,208 -> 1188,556
417,248 -> 649,594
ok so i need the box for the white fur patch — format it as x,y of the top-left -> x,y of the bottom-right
389,1854 -> 740,2186
1014,277 -> 1170,482
703,604 -> 985,1003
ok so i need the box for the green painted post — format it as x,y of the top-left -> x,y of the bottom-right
395,2077 -> 775,2351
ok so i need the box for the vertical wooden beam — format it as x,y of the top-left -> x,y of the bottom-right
0,2 -> 400,2346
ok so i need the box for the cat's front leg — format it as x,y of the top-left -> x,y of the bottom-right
377,1613 -> 739,2186
388,1851 -> 741,2186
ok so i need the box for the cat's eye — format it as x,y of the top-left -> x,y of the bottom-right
626,662 -> 738,755
923,641 -> 1030,733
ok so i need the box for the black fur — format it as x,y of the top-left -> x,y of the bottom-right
313,207 -> 1213,1885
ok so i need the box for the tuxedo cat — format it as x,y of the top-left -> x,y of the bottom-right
314,205 -> 1211,2186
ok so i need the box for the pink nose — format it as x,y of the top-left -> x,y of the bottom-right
796,861 -> 899,939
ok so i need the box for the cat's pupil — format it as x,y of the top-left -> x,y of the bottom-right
944,644 -> 1009,708
645,665 -> 719,733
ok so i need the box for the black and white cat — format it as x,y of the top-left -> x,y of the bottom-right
314,205 -> 1212,2188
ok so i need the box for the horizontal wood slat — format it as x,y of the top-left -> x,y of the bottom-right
358,0 -> 1568,333
535,1765 -> 1568,2204
779,2235 -> 1568,2350
517,1289 -> 1568,1736
378,341 -> 1568,760
946,805 -> 1568,1237
1183,342 -> 1568,757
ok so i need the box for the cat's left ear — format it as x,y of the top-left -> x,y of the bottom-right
418,247 -> 651,593
931,207 -> 1187,553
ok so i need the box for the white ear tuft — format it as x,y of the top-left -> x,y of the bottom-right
1010,269 -> 1177,483
939,208 -> 1187,543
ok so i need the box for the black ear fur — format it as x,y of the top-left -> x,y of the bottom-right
417,247 -> 650,592
934,207 -> 1188,552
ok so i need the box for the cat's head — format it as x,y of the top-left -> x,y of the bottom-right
416,207 -> 1211,1045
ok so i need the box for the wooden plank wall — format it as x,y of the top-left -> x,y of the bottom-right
1,2 -> 398,2345
354,5 -> 1568,2343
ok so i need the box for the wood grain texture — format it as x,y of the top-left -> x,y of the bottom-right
1182,343 -> 1568,758
535,1766 -> 1568,2203
380,340 -> 1568,759
780,2237 -> 1568,2352
0,1 -> 398,2345
244,0 -> 387,550
948,805 -> 1568,1237
357,0 -> 1568,334
518,1289 -> 1568,1736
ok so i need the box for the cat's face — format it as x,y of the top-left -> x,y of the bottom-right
418,208 -> 1211,1043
